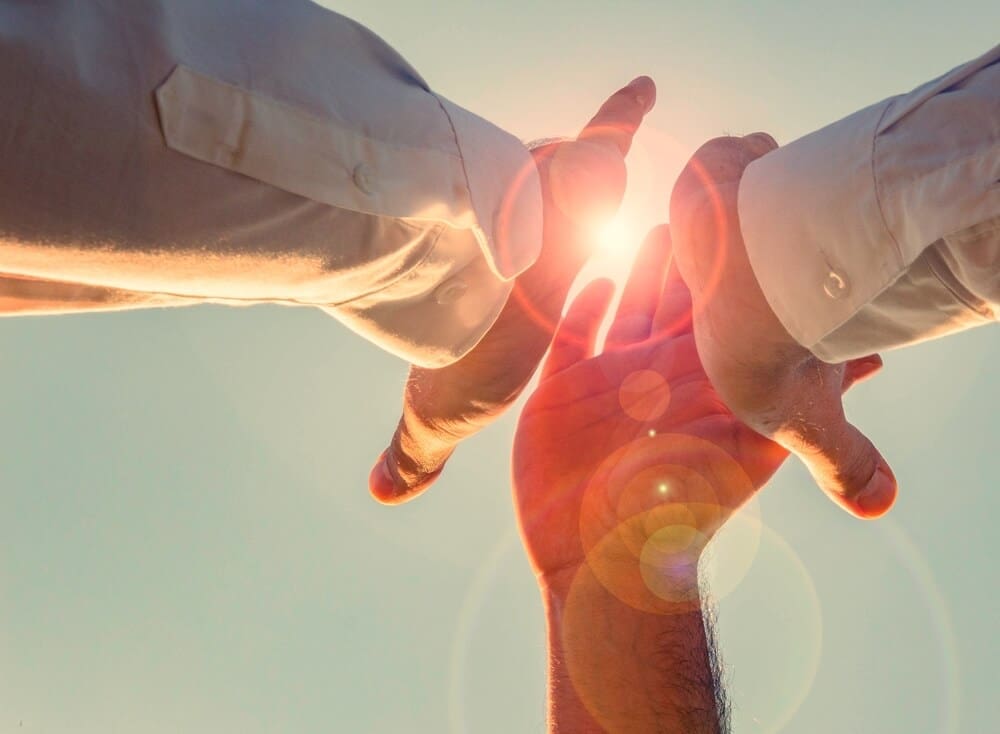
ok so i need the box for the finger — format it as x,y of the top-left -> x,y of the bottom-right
368,448 -> 441,506
368,408 -> 454,506
543,77 -> 654,236
741,131 -> 779,157
777,399 -> 897,520
669,133 -> 779,259
606,225 -> 672,347
673,133 -> 778,197
841,354 -> 883,394
578,76 -> 656,156
368,450 -> 399,504
651,255 -> 694,338
541,279 -> 616,381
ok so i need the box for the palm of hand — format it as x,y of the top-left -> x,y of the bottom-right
513,227 -> 788,597
515,335 -> 784,581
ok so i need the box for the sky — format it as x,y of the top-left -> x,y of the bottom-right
1,1 -> 998,732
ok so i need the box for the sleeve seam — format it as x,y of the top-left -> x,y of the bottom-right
430,91 -> 481,232
870,101 -> 906,267
925,249 -> 994,318
878,141 -> 1000,201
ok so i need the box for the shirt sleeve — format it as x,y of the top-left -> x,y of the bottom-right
0,2 -> 542,369
737,45 -> 1000,363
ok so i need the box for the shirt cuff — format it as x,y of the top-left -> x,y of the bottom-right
436,96 -> 544,281
737,97 -> 903,356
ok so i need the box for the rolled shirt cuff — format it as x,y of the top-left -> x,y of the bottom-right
737,97 -> 903,358
436,95 -> 544,282
737,46 -> 1000,363
337,97 -> 543,368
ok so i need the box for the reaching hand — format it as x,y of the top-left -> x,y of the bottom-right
513,226 -> 804,610
669,135 -> 895,519
369,76 -> 658,504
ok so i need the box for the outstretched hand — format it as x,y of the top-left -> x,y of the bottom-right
513,226 -> 798,604
369,77 -> 657,504
512,226 -> 881,734
669,135 -> 895,519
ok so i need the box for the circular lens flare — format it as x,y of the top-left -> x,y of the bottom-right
578,433 -> 757,614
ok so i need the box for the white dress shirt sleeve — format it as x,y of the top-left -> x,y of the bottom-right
737,45 -> 1000,363
0,1 -> 542,368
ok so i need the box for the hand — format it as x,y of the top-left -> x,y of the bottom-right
669,135 -> 895,519
369,76 -> 657,504
512,228 -> 800,734
513,226 -> 802,608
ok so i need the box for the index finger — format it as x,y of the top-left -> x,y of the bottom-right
651,256 -> 694,338
606,224 -> 672,348
578,76 -> 656,156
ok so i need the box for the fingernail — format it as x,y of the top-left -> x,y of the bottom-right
368,451 -> 401,504
742,132 -> 778,154
856,464 -> 896,516
380,457 -> 395,484
627,76 -> 655,112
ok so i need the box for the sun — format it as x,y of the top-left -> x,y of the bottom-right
594,213 -> 642,259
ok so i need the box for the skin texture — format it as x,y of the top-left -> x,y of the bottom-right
669,134 -> 896,519
368,76 -> 657,504
511,227 -> 880,732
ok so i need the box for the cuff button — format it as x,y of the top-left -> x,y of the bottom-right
434,277 -> 469,305
823,270 -> 850,300
352,163 -> 376,194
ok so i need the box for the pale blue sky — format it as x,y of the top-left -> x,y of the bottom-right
2,2 -> 998,732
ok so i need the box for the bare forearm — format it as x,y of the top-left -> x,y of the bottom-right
543,565 -> 727,734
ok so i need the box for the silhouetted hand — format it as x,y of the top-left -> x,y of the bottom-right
369,77 -> 657,504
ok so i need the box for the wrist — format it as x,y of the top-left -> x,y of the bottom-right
540,551 -> 703,618
542,563 -> 722,734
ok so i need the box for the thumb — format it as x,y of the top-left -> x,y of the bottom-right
367,441 -> 448,507
368,378 -> 456,506
777,392 -> 897,519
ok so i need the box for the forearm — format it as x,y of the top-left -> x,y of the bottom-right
543,565 -> 727,734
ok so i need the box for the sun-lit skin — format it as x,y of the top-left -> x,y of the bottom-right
511,225 -> 884,733
670,134 -> 895,519
513,226 -> 794,582
368,76 -> 657,505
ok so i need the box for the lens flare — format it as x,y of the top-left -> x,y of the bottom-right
880,520 -> 962,734
578,433 -> 756,614
446,530 -> 522,734
595,214 -> 635,255
718,522 -> 824,733
618,369 -> 671,422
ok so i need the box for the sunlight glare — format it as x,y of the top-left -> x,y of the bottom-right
595,214 -> 636,257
